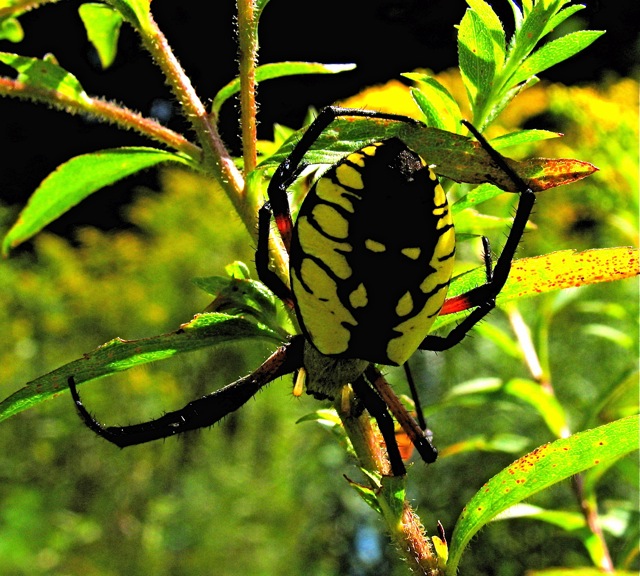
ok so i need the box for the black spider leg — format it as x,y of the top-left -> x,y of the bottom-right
69,336 -> 305,447
403,362 -> 429,433
351,373 -> 406,476
420,120 -> 537,353
365,365 -> 438,464
256,201 -> 295,307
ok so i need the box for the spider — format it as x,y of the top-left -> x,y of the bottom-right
69,106 -> 536,476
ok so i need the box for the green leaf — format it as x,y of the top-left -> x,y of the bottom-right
542,4 -> 586,38
457,8 -> 497,116
2,147 -> 190,254
78,3 -> 123,69
440,433 -> 531,458
260,118 -> 597,193
447,415 -> 640,574
490,129 -> 562,149
405,75 -> 462,132
211,62 -> 355,116
0,17 -> 23,42
0,312 -> 282,424
0,51 -> 89,102
510,30 -> 605,86
255,0 -> 271,20
465,0 -> 506,70
193,272 -> 282,334
451,183 -> 503,214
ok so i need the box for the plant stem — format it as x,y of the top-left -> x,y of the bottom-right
337,392 -> 443,575
0,77 -> 201,160
237,0 -> 259,177
139,11 -> 250,231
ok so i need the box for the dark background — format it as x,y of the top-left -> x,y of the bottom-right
1,0 -> 638,235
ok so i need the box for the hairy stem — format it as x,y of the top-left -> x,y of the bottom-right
337,390 -> 443,575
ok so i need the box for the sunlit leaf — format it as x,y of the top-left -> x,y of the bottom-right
458,8 -> 497,116
79,3 -> 123,69
106,0 -> 151,30
2,147 -> 190,254
510,31 -> 605,86
437,247 -> 639,323
447,415 -> 640,573
0,51 -> 89,102
212,62 -> 355,116
502,378 -> 568,438
405,75 -> 462,132
490,129 -> 562,149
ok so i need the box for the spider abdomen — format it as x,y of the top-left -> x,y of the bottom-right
290,137 -> 455,366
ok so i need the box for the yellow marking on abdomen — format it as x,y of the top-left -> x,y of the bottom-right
365,239 -> 387,252
349,283 -> 368,308
297,216 -> 352,280
335,162 -> 364,190
395,291 -> 414,317
401,247 -> 421,260
315,179 -> 355,213
312,204 -> 349,239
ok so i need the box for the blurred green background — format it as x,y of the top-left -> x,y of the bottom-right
1,1 -> 639,574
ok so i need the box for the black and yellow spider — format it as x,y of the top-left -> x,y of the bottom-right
69,107 -> 536,476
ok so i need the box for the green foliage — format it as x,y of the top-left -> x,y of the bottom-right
0,0 -> 637,575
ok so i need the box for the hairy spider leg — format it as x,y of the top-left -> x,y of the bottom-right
365,365 -> 437,463
351,374 -> 407,476
419,120 -> 536,352
68,336 -> 304,447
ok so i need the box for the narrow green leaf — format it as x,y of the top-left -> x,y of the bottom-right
0,313 -> 282,423
78,3 -> 123,69
405,75 -> 462,132
452,183 -> 503,214
379,475 -> 407,522
509,1 -> 558,67
409,87 -> 446,131
490,129 -> 562,149
482,76 -> 539,129
447,415 -> 640,574
211,62 -> 355,116
465,0 -> 506,70
542,4 -> 586,38
255,0 -> 271,20
193,273 -> 281,333
0,51 -> 89,103
510,30 -> 605,86
458,9 -> 497,115
2,147 -> 190,254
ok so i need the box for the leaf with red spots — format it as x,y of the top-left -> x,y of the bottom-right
259,116 -> 598,193
446,415 -> 639,574
436,247 -> 639,325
